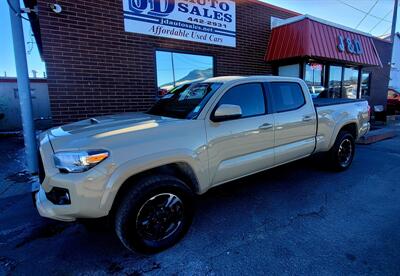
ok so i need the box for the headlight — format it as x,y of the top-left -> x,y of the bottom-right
53,150 -> 109,173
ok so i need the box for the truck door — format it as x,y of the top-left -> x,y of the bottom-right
205,82 -> 275,186
266,81 -> 317,165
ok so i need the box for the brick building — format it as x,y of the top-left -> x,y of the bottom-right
24,0 -> 391,124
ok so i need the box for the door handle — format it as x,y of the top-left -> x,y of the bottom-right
302,115 -> 313,122
259,123 -> 273,130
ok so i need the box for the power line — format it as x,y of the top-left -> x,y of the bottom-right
381,25 -> 392,37
336,0 -> 391,23
369,9 -> 393,33
355,0 -> 380,29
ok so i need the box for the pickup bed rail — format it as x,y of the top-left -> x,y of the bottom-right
313,98 -> 366,107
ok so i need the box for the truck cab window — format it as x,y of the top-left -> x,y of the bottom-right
217,83 -> 266,118
269,82 -> 305,112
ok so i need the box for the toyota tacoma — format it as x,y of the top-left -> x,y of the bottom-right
34,76 -> 370,253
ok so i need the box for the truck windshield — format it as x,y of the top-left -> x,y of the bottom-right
147,82 -> 222,119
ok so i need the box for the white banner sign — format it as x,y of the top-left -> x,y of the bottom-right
123,0 -> 236,47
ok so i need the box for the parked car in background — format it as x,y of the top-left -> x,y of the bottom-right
34,76 -> 370,253
387,88 -> 400,115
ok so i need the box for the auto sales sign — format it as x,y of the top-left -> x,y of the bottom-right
123,0 -> 236,47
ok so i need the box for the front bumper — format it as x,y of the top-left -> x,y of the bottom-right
33,133 -> 111,222
33,167 -> 111,222
34,187 -> 75,222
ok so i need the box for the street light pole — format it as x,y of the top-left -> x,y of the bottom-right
8,0 -> 38,173
391,0 -> 398,42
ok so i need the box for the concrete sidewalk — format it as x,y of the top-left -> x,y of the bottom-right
357,126 -> 397,144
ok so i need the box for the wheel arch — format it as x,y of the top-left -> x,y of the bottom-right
339,122 -> 358,139
107,162 -> 200,216
329,121 -> 358,150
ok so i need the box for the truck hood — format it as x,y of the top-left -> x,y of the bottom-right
48,112 -> 177,150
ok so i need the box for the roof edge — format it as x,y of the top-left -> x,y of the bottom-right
273,14 -> 373,37
246,0 -> 300,16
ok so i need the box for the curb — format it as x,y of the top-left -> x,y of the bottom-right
357,128 -> 397,145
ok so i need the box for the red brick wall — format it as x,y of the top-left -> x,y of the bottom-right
36,0 -> 298,124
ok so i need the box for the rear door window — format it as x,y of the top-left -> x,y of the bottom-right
268,82 -> 305,113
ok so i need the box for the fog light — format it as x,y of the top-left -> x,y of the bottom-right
46,187 -> 71,205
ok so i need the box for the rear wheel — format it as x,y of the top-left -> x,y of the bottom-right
328,131 -> 355,171
114,175 -> 195,253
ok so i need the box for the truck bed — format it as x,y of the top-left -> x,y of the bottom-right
312,98 -> 366,107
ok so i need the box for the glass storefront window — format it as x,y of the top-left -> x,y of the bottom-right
327,66 -> 343,98
278,64 -> 300,78
156,51 -> 214,94
361,72 -> 371,98
304,63 -> 325,98
342,67 -> 359,99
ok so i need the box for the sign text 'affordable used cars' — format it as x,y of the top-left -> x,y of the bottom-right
123,0 -> 236,47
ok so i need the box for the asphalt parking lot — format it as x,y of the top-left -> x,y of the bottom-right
1,129 -> 400,275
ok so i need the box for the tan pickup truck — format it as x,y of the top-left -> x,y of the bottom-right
34,76 -> 370,253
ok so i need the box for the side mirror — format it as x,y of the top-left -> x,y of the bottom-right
212,104 -> 242,122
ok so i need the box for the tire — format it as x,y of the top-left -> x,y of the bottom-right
328,130 -> 355,171
114,174 -> 195,253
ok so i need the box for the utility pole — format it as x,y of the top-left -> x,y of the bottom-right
171,52 -> 176,87
391,0 -> 398,42
8,0 -> 38,173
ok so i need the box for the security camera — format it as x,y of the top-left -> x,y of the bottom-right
49,3 -> 62,14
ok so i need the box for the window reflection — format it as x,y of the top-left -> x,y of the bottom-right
342,67 -> 359,99
278,64 -> 300,78
156,51 -> 213,95
361,72 -> 371,98
304,63 -> 324,98
327,66 -> 343,98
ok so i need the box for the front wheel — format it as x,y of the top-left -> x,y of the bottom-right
114,175 -> 195,253
328,131 -> 355,171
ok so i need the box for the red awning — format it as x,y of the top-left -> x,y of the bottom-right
265,16 -> 382,67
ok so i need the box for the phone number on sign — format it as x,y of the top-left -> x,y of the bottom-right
187,17 -> 228,29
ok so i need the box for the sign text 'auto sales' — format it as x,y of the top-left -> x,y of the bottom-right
123,0 -> 236,47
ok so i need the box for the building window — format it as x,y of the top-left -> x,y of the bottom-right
156,51 -> 214,95
278,64 -> 300,78
361,72 -> 371,98
304,62 -> 325,98
342,67 -> 359,99
327,65 -> 343,98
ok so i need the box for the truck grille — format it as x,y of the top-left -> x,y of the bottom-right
38,153 -> 45,184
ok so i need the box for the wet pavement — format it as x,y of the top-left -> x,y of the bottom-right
0,131 -> 400,275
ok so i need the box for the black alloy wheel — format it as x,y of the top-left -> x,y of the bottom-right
329,130 -> 355,171
136,193 -> 184,242
115,175 -> 195,253
337,138 -> 353,167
